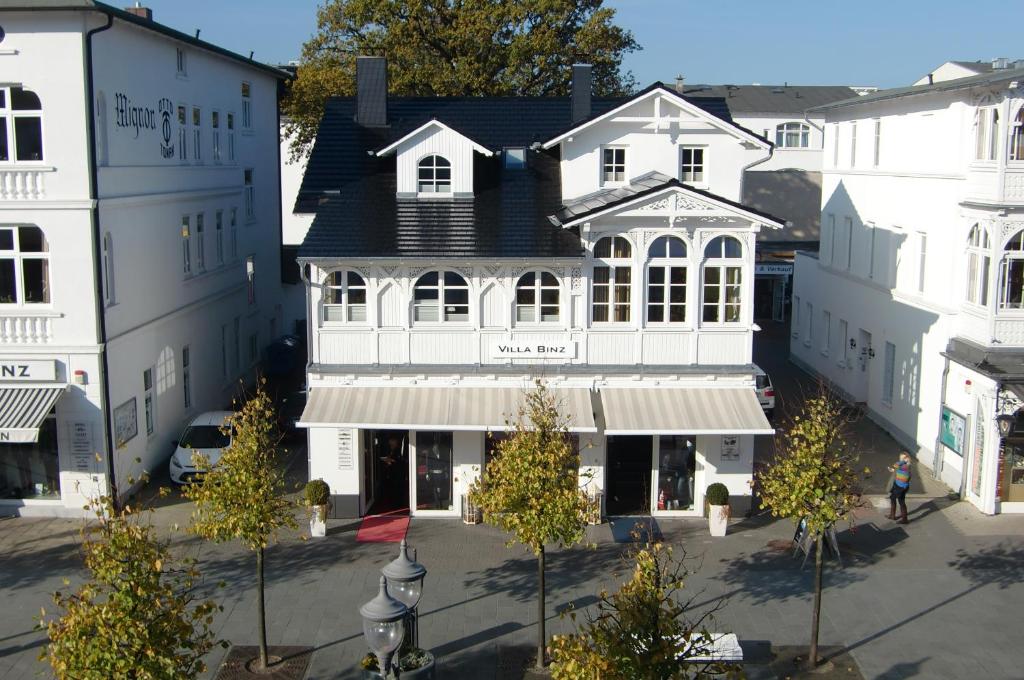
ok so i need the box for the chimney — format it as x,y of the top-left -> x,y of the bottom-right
927,73 -> 934,85
356,56 -> 388,128
125,2 -> 152,20
993,57 -> 1010,70
674,74 -> 685,94
571,64 -> 592,123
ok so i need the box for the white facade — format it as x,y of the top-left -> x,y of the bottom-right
790,71 -> 1024,514
734,114 -> 826,172
299,84 -> 778,519
0,7 -> 284,515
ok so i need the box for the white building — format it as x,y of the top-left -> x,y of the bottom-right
0,2 -> 286,515
790,65 -> 1024,514
914,59 -> 1023,86
294,60 -> 777,520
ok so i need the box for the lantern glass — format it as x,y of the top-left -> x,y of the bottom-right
362,617 -> 404,658
389,578 -> 422,610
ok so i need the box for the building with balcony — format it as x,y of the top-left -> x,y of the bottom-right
789,65 -> 1024,514
0,2 -> 286,515
294,59 -> 779,520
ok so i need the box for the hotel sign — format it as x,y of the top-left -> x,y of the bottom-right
0,359 -> 57,382
490,339 -> 577,360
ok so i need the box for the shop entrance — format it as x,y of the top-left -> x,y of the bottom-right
606,435 -> 653,515
1001,418 -> 1024,502
364,430 -> 409,515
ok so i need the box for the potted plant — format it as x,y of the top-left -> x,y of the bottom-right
305,479 -> 330,537
360,648 -> 436,679
705,482 -> 731,537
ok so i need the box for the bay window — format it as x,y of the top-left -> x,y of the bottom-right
646,235 -> 687,323
516,271 -> 560,323
965,224 -> 991,306
999,230 -> 1024,310
701,235 -> 743,323
592,236 -> 632,323
323,270 -> 367,323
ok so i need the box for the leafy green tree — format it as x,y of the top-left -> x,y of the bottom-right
183,382 -> 297,671
469,382 -> 593,670
40,498 -> 221,679
756,387 -> 863,669
282,0 -> 640,158
550,541 -> 739,679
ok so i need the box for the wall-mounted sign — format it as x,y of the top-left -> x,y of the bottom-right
721,435 -> 740,461
755,263 -> 793,276
68,421 -> 95,472
113,398 -> 138,449
940,406 -> 966,456
0,359 -> 57,382
337,430 -> 353,470
490,339 -> 577,360
113,92 -> 175,158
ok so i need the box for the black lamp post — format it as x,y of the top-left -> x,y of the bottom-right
996,413 -> 1016,438
360,576 -> 407,679
382,538 -> 427,648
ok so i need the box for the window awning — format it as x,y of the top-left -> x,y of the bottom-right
600,387 -> 774,435
0,386 -> 65,443
299,386 -> 597,433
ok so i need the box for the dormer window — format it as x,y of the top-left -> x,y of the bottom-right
418,155 -> 451,194
602,147 -> 626,183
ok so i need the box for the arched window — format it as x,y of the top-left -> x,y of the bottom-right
647,236 -> 687,323
999,230 -> 1024,310
1011,108 -> 1024,162
414,270 -> 469,322
417,155 -> 451,193
0,226 -> 49,304
702,236 -> 742,323
592,236 -> 632,323
322,270 -> 367,322
516,271 -> 560,323
775,122 -> 809,149
965,224 -> 991,306
0,87 -> 44,162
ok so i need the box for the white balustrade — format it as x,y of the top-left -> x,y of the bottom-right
0,167 -> 52,200
0,314 -> 53,344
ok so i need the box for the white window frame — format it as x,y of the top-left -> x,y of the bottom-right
176,104 -> 187,161
211,110 -> 221,163
966,224 -> 992,307
839,318 -> 849,366
601,146 -> 627,184
832,123 -> 840,167
976,107 -> 999,161
413,270 -> 470,324
872,119 -> 881,167
592,235 -> 633,324
191,106 -> 201,161
0,86 -> 45,164
322,269 -> 368,324
646,235 -> 688,325
826,213 -> 835,265
176,48 -> 187,77
143,367 -> 155,437
1010,107 -> 1024,162
679,146 -> 706,184
701,236 -> 743,325
515,270 -> 561,324
0,225 -> 50,306
181,215 -> 191,275
775,122 -> 810,149
998,229 -> 1024,310
416,155 -> 452,195
849,121 -> 857,167
241,82 -> 252,131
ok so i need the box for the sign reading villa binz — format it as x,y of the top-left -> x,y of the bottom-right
490,339 -> 577,360
0,360 -> 57,382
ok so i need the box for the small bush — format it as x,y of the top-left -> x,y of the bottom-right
705,483 -> 730,506
304,479 -> 330,507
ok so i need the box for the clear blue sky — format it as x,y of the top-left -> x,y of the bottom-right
139,0 -> 1024,89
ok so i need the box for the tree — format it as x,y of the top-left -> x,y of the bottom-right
282,0 -> 640,158
755,386 -> 863,670
183,382 -> 297,671
40,498 -> 221,679
468,382 -> 593,669
549,541 -> 739,679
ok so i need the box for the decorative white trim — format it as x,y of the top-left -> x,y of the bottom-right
373,120 -> 494,157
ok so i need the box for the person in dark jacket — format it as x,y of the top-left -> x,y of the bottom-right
887,451 -> 912,524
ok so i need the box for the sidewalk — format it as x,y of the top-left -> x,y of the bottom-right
2,490 -> 1023,679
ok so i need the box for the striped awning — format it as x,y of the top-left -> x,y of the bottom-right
0,387 -> 66,443
600,387 -> 774,435
299,386 -> 597,432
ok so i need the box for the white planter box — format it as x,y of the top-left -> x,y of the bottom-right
708,504 -> 729,537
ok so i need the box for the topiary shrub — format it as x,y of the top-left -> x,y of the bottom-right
304,479 -> 330,507
705,482 -> 730,506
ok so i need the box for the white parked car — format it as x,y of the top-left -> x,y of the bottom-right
169,411 -> 234,484
754,365 -> 775,419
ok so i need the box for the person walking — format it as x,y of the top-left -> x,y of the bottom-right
887,451 -> 912,524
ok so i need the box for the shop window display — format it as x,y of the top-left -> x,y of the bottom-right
657,435 -> 695,510
416,431 -> 453,510
0,413 -> 59,499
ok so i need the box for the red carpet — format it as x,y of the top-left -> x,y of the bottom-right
356,511 -> 410,543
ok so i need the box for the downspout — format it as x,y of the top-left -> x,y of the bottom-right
84,12 -> 116,506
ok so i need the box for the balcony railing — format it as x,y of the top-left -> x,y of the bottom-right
0,313 -> 58,344
0,166 -> 55,200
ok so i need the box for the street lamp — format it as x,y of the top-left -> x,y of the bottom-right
382,538 -> 427,647
360,576 -> 407,679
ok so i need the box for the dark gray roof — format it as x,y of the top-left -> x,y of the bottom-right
298,151 -> 583,260
682,85 -> 859,116
812,65 -> 1024,112
743,170 -> 821,244
5,1 -> 288,79
944,337 -> 1024,381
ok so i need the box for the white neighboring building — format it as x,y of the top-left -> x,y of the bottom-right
914,59 -> 1023,86
279,123 -> 313,338
790,65 -> 1024,514
294,62 -> 778,520
0,2 -> 286,515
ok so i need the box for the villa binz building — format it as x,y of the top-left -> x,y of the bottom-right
0,2 -> 286,515
295,58 -> 779,519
